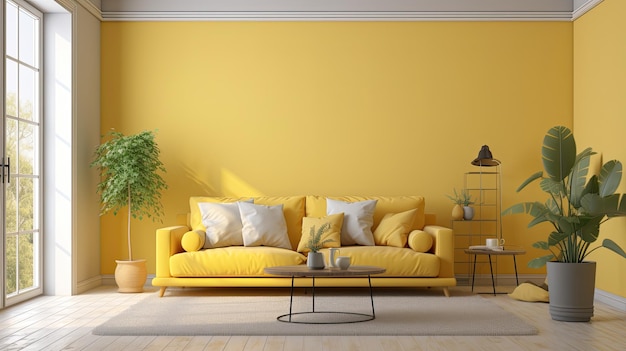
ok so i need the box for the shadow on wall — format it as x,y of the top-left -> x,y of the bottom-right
180,162 -> 264,197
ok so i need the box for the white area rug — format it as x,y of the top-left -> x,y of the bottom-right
93,289 -> 537,336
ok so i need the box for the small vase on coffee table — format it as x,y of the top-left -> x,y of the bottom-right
307,252 -> 325,269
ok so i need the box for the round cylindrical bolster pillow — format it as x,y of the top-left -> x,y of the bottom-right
407,230 -> 433,253
181,230 -> 206,252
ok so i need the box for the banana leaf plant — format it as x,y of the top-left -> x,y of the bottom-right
502,126 -> 626,268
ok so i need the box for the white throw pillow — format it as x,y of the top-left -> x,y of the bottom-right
326,198 -> 377,246
198,200 -> 251,248
238,202 -> 292,249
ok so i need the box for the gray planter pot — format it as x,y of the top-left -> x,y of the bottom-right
547,261 -> 596,322
463,206 -> 474,220
307,252 -> 325,269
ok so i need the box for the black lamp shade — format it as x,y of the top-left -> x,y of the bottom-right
471,145 -> 501,166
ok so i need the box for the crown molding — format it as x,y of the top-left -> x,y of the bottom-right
572,0 -> 604,20
101,11 -> 574,22
76,0 -> 103,20
97,0 -> 602,22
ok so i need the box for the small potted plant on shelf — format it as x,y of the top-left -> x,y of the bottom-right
447,188 -> 475,220
91,130 -> 168,293
503,125 -> 626,322
305,223 -> 333,269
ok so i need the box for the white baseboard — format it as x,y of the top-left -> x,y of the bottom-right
595,288 -> 626,312
94,273 -> 624,311
100,274 -> 155,287
456,274 -> 626,312
76,275 -> 103,294
455,274 -> 546,287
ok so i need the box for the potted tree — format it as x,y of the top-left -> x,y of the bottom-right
91,130 -> 167,292
503,126 -> 626,321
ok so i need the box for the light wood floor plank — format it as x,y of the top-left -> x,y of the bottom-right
263,336 -> 285,351
223,336 -> 249,351
144,336 -> 177,351
242,336 -> 266,351
0,285 -> 623,351
282,335 -> 304,351
181,335 -> 213,351
301,335 -> 324,351
204,335 -> 230,351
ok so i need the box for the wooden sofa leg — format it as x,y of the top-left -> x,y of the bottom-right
443,287 -> 450,297
159,286 -> 167,297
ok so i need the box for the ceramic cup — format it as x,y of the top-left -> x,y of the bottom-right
486,238 -> 505,249
336,256 -> 351,270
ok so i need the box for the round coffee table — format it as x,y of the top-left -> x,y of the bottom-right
264,265 -> 386,324
464,248 -> 526,295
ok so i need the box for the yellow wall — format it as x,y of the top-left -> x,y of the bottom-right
100,21 -> 573,276
574,0 -> 626,298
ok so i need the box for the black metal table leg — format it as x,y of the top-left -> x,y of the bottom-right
312,276 -> 315,312
513,255 -> 519,285
368,275 -> 375,318
488,254 -> 495,296
289,275 -> 294,322
471,254 -> 477,292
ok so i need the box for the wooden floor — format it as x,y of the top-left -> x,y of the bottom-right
0,285 -> 624,351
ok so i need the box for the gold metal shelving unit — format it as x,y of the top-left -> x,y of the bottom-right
452,170 -> 502,284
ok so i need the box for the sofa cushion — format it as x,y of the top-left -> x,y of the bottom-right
197,200 -> 251,248
327,198 -> 377,246
306,196 -> 426,231
319,246 -> 440,277
181,230 -> 206,252
297,213 -> 343,253
238,202 -> 291,249
373,209 -> 417,247
408,230 -> 434,253
170,247 -> 306,277
189,196 -> 306,250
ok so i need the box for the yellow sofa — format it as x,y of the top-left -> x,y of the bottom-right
152,196 -> 456,297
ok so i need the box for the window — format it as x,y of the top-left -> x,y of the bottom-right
4,0 -> 43,303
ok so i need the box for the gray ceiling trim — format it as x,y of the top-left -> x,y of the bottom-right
101,11 -> 574,22
75,0 -> 103,20
572,0 -> 604,20
98,0 -> 602,22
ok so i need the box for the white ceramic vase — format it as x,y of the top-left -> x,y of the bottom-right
463,206 -> 474,220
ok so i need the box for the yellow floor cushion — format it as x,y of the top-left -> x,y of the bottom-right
319,246 -> 440,277
508,282 -> 550,302
170,246 -> 306,277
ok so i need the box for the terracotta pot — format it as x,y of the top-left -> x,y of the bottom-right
115,259 -> 147,293
451,204 -> 464,220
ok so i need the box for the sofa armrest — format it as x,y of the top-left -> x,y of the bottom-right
423,225 -> 455,279
156,225 -> 189,278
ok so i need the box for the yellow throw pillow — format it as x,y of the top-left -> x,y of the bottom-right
373,209 -> 417,247
407,230 -> 434,253
181,230 -> 206,252
297,213 -> 344,253
508,283 -> 550,303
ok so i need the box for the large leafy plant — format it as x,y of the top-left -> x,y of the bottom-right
91,130 -> 167,261
503,126 -> 626,268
